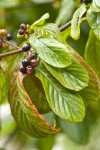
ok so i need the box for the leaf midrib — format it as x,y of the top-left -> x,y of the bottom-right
39,38 -> 70,63
37,67 -> 82,105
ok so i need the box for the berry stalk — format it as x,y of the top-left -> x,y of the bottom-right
3,40 -> 19,49
59,20 -> 71,32
0,20 -> 72,58
0,49 -> 23,58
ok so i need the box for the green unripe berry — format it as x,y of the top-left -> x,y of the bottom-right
17,34 -> 24,39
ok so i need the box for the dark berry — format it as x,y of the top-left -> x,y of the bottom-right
22,58 -> 30,67
22,43 -> 31,52
83,0 -> 92,4
20,23 -> 27,31
30,59 -> 38,67
18,29 -> 25,35
26,66 -> 35,74
30,53 -> 38,60
6,33 -> 12,40
19,66 -> 27,74
0,43 -> 3,48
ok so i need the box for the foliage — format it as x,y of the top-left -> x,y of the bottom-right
0,0 -> 100,150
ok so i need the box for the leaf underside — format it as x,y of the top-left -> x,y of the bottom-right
71,4 -> 87,40
23,74 -> 51,114
85,30 -> 100,78
9,72 -> 59,138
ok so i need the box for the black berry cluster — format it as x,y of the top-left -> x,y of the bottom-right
80,0 -> 92,4
19,51 -> 38,75
18,23 -> 30,36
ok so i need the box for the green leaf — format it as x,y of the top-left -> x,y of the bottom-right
43,60 -> 89,91
0,70 -> 8,104
67,45 -> 100,102
9,72 -> 59,138
42,112 -> 56,127
42,23 -> 64,42
57,115 -> 89,144
0,53 -> 23,77
92,0 -> 100,12
23,74 -> 51,114
29,34 -> 71,68
71,4 -> 87,40
85,30 -> 100,78
31,23 -> 64,43
31,13 -> 50,28
87,8 -> 100,38
37,134 -> 55,150
36,62 -> 85,122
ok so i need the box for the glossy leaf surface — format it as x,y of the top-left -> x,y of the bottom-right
43,60 -> 89,91
36,63 -> 85,122
92,0 -> 100,12
31,13 -> 50,27
29,34 -> 71,68
31,23 -> 64,43
87,8 -> 100,38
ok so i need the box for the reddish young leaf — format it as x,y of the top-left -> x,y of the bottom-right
9,72 -> 59,138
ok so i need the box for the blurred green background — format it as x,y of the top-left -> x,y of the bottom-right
0,0 -> 100,150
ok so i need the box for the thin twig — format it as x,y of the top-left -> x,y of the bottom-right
3,40 -> 19,49
0,20 -> 72,58
59,20 -> 71,32
0,48 -> 23,58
